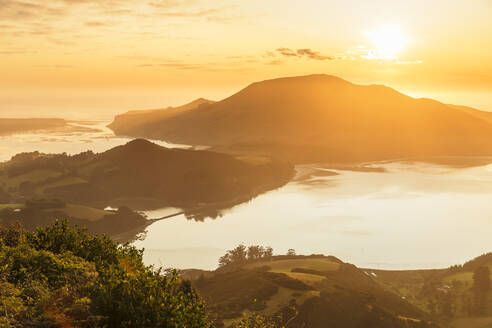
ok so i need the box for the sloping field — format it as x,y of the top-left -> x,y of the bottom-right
61,204 -> 115,222
247,258 -> 340,273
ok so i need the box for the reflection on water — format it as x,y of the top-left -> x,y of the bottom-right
1,125 -> 491,271
135,161 -> 492,271
0,121 -> 191,162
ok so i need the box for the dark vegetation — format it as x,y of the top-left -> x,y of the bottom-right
0,199 -> 148,241
370,253 -> 492,326
108,98 -> 214,138
218,245 -> 274,269
0,221 -> 209,328
0,139 -> 293,217
1,222 -> 488,328
109,74 -> 492,164
192,245 -> 440,328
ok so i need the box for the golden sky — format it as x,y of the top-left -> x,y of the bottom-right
1,0 -> 491,119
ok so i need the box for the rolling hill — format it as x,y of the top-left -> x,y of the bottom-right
187,252 -> 492,328
191,254 -> 439,328
0,139 -> 293,217
108,98 -> 214,139
109,74 -> 492,163
0,199 -> 148,242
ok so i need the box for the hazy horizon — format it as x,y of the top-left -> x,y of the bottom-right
2,1 -> 492,326
2,81 -> 492,121
2,0 -> 491,120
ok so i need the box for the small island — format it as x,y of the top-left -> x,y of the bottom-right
0,139 -> 294,239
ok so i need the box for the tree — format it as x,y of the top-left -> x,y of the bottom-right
219,244 -> 248,267
473,266 -> 490,314
247,245 -> 265,260
219,245 -> 275,268
473,266 -> 491,293
0,220 -> 211,328
263,247 -> 273,259
232,314 -> 280,328
287,249 -> 296,256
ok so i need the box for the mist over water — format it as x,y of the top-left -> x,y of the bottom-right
136,161 -> 492,271
2,125 -> 492,271
0,121 -> 189,161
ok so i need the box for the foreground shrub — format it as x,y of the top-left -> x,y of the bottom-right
0,220 -> 209,328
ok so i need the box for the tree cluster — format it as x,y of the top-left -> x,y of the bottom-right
0,220 -> 209,328
218,245 -> 273,268
472,266 -> 491,314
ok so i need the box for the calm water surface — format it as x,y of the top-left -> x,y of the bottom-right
0,121 -> 190,162
136,162 -> 492,271
2,123 -> 491,271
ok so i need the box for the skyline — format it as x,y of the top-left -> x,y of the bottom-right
1,0 -> 491,119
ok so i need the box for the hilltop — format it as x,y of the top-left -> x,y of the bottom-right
109,75 -> 492,163
191,252 -> 439,328
187,249 -> 492,328
108,98 -> 215,139
0,139 -> 293,216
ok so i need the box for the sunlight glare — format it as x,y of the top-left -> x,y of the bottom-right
366,26 -> 409,59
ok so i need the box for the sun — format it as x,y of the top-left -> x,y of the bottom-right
366,26 -> 408,59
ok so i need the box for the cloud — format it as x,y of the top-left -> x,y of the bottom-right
266,59 -> 283,65
157,8 -> 222,17
0,0 -> 230,22
137,62 -> 204,70
148,0 -> 196,8
276,47 -> 297,57
0,0 -> 244,58
85,21 -> 110,27
296,48 -> 334,60
0,50 -> 26,54
274,47 -> 335,61
0,0 -> 64,20
147,0 -> 235,21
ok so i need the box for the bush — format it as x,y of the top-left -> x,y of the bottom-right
0,220 -> 210,328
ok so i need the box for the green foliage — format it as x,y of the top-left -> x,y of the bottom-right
473,266 -> 491,293
232,315 -> 281,328
219,244 -> 273,268
0,220 -> 210,328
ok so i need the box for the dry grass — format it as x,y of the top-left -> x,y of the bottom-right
451,316 -> 492,328
235,155 -> 273,165
284,272 -> 325,286
36,177 -> 87,193
247,258 -> 340,274
0,169 -> 62,189
261,287 -> 319,316
0,204 -> 23,210
443,264 -> 492,284
61,204 -> 114,222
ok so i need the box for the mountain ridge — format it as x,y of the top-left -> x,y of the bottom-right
108,74 -> 492,163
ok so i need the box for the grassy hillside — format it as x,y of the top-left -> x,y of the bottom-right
186,248 -> 492,328
0,221 -> 209,328
0,199 -> 148,241
109,75 -> 492,164
193,253 -> 439,328
369,253 -> 492,328
0,139 -> 293,216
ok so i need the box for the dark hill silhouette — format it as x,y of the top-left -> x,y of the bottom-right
109,74 -> 492,163
0,139 -> 293,217
193,254 -> 438,328
108,98 -> 214,139
92,139 -> 292,210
